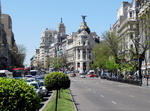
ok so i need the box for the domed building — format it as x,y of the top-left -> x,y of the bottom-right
65,16 -> 100,72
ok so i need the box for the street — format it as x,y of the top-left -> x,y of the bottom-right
70,76 -> 150,111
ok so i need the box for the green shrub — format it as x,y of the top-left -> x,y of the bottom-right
0,78 -> 41,111
44,72 -> 70,91
44,72 -> 71,111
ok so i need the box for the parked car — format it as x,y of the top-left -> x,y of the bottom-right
80,74 -> 86,78
27,81 -> 43,99
101,72 -> 110,79
39,80 -> 48,96
89,74 -> 95,77
69,71 -> 76,77
87,70 -> 95,75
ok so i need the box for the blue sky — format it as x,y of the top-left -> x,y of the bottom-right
2,0 -> 132,66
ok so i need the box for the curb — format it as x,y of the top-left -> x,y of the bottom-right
39,91 -> 54,111
69,88 -> 79,111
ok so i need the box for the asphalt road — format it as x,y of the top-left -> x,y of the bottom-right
70,75 -> 150,111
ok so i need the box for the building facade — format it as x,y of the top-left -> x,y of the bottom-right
112,0 -> 150,76
31,17 -> 100,72
137,0 -> 150,73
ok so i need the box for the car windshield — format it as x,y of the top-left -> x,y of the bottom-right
39,81 -> 44,86
36,76 -> 44,80
31,83 -> 38,89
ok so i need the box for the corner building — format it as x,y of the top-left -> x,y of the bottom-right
65,16 -> 99,72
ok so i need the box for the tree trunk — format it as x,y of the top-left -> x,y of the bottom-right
59,90 -> 60,98
55,90 -> 59,111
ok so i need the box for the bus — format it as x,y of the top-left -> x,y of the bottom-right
0,70 -> 13,78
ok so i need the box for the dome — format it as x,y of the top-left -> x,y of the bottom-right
78,22 -> 91,34
78,16 -> 91,34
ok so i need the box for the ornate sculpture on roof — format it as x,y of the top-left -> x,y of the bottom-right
78,15 -> 91,34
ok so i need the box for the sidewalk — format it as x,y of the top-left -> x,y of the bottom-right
142,78 -> 150,87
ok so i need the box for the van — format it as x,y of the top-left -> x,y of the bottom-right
0,70 -> 13,78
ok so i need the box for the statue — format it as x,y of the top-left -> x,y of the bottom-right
81,15 -> 87,22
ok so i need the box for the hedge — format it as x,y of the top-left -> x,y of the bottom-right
0,78 -> 41,111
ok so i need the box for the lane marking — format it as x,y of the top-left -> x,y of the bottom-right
117,91 -> 121,93
129,95 -> 135,97
100,95 -> 104,97
112,101 -> 117,104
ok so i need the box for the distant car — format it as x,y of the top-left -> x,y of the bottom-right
35,75 -> 45,80
87,70 -> 95,75
101,72 -> 110,79
39,80 -> 48,96
25,75 -> 32,78
80,75 -> 85,78
27,81 -> 43,99
89,74 -> 95,77
101,74 -> 107,79
25,78 -> 35,83
69,71 -> 76,77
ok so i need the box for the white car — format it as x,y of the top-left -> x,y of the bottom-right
27,81 -> 43,98
80,75 -> 85,78
25,78 -> 35,83
39,80 -> 48,96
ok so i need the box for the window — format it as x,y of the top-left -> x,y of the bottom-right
77,63 -> 80,68
83,42 -> 85,45
78,49 -> 80,59
129,12 -> 132,18
83,50 -> 86,59
130,34 -> 133,39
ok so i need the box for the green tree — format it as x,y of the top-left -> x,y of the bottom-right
92,41 -> 110,70
105,58 -> 119,75
102,31 -> 121,64
44,72 -> 70,111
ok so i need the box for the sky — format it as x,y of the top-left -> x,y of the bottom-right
1,0 -> 132,67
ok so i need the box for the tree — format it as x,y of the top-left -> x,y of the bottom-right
0,78 -> 41,111
102,31 -> 122,64
44,72 -> 70,111
92,41 -> 111,71
104,58 -> 119,75
16,44 -> 27,67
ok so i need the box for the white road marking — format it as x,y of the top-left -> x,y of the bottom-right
100,95 -> 104,97
88,88 -> 91,91
117,91 -> 121,93
112,101 -> 117,104
129,95 -> 135,97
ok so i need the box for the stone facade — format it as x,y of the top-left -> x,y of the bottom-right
137,0 -> 150,73
113,0 -> 150,75
32,17 -> 100,72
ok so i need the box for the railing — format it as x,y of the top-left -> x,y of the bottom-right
106,77 -> 141,86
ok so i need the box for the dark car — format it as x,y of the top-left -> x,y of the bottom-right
101,72 -> 110,79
